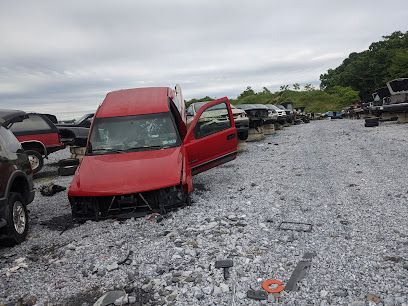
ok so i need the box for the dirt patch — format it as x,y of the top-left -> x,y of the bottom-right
40,214 -> 75,233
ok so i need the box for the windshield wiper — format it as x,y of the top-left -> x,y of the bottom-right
125,145 -> 171,151
90,148 -> 127,154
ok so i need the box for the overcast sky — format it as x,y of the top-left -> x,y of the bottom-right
0,0 -> 407,115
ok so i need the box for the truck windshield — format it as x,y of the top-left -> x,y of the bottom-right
88,112 -> 181,155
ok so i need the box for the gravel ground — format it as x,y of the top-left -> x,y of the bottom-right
1,119 -> 408,306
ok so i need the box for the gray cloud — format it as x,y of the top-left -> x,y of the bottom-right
0,0 -> 407,115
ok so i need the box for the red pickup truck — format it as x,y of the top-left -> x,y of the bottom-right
68,86 -> 238,220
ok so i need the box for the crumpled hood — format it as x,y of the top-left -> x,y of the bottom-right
69,147 -> 183,196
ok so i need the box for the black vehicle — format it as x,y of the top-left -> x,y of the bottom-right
236,104 -> 268,128
57,113 -> 94,144
0,112 -> 34,244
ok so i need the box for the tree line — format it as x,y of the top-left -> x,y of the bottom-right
320,31 -> 408,101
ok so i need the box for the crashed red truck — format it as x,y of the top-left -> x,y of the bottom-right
68,86 -> 238,220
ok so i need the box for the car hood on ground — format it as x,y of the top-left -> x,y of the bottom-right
69,147 -> 183,196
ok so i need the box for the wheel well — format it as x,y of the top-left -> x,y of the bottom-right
9,176 -> 30,204
21,142 -> 46,155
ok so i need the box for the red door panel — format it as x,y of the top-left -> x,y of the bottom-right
184,97 -> 238,175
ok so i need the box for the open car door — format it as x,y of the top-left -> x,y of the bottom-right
184,97 -> 238,175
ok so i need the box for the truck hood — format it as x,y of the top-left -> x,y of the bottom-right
69,147 -> 183,196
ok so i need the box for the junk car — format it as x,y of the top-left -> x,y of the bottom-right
187,102 -> 249,140
68,87 -> 238,220
57,113 -> 94,144
265,105 -> 287,124
0,111 -> 34,244
4,111 -> 65,173
236,104 -> 268,129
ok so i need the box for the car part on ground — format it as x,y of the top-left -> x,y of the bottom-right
247,289 -> 268,301
365,117 -> 379,127
261,279 -> 284,294
68,87 -> 238,220
0,120 -> 34,245
215,259 -> 233,280
3,110 -> 66,173
58,165 -> 78,176
58,158 -> 80,167
285,252 -> 316,292
278,221 -> 313,232
40,183 -> 67,196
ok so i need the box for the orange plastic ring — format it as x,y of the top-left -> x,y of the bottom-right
261,279 -> 285,294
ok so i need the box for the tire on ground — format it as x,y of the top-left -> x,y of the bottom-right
365,118 -> 379,127
58,158 -> 80,167
1,192 -> 29,245
238,130 -> 249,141
58,165 -> 78,176
25,150 -> 44,174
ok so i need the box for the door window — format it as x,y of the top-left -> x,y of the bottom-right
194,103 -> 231,139
10,114 -> 51,133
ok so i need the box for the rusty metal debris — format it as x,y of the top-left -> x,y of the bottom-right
215,259 -> 233,280
246,289 -> 268,300
40,183 -> 66,196
285,252 -> 316,292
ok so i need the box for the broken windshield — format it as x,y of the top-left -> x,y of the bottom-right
88,112 -> 181,155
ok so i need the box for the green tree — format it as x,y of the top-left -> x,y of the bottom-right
304,84 -> 315,91
292,83 -> 300,90
237,86 -> 256,100
320,31 -> 408,100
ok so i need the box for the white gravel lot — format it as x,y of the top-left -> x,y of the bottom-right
1,119 -> 408,306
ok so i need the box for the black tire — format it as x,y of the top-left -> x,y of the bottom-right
58,158 -> 80,167
238,130 -> 249,141
1,193 -> 29,245
58,165 -> 78,176
185,194 -> 192,206
25,150 -> 44,174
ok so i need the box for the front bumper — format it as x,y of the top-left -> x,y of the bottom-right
69,186 -> 188,221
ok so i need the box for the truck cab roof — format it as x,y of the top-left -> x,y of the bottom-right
96,87 -> 180,118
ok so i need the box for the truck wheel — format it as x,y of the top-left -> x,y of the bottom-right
25,150 -> 44,174
2,193 -> 29,245
58,158 -> 80,167
238,131 -> 249,141
58,165 -> 78,176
